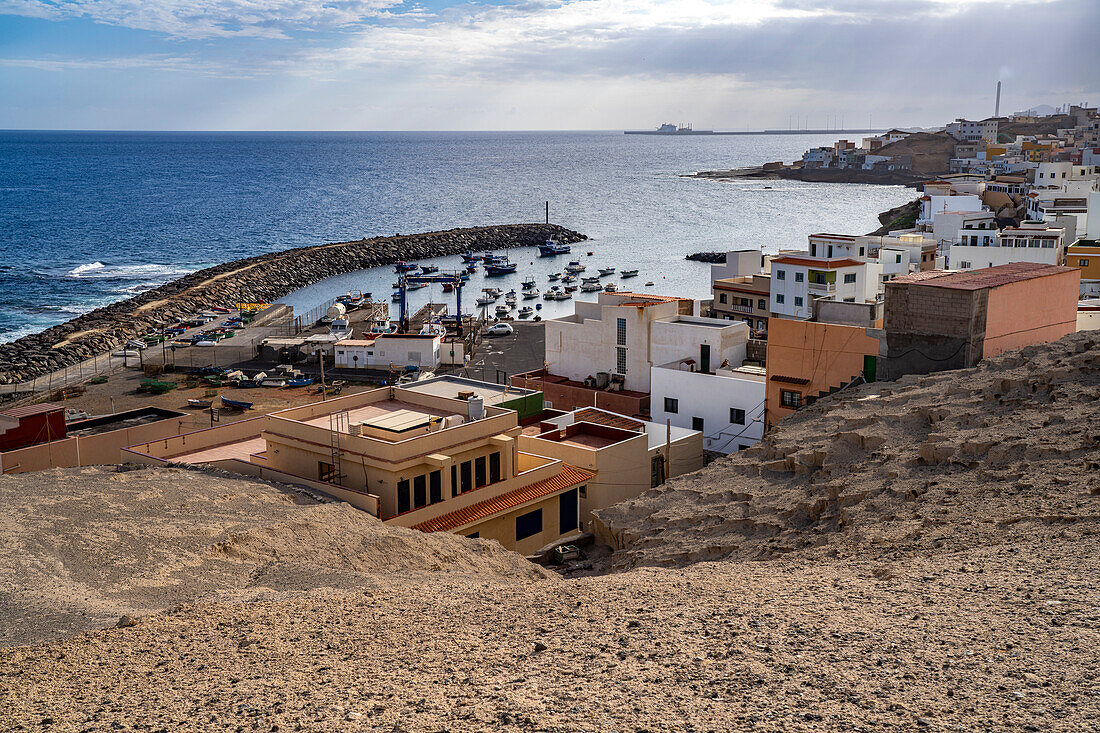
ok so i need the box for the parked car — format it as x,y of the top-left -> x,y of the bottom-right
485,323 -> 514,337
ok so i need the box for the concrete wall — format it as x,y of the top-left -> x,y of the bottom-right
649,318 -> 748,372
982,269 -> 1080,357
882,281 -> 986,378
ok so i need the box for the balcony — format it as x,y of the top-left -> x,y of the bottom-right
807,281 -> 836,295
727,303 -> 755,314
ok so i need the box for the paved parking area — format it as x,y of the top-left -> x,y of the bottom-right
465,321 -> 545,384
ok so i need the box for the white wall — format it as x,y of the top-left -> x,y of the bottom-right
650,366 -> 766,454
948,244 -> 1063,270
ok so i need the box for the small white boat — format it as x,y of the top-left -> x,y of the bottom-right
581,276 -> 601,283
505,291 -> 518,305
482,287 -> 502,298
522,288 -> 539,299
543,287 -> 562,300
495,304 -> 510,316
561,274 -> 577,284
580,282 -> 602,291
260,378 -> 288,388
548,272 -> 562,281
406,282 -> 427,290
604,282 -> 619,292
598,267 -> 616,276
476,295 -> 495,306
518,306 -> 534,318
565,261 -> 585,273
645,281 -> 655,287
620,269 -> 639,278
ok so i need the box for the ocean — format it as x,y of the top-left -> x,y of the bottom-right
0,131 -> 913,341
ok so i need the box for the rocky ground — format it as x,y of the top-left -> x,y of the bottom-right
0,223 -> 586,387
1,333 -> 1098,731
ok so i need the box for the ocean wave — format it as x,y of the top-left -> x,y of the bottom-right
68,261 -> 106,275
62,262 -> 201,281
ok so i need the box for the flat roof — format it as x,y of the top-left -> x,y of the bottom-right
169,436 -> 267,465
398,376 -> 538,405
770,256 -> 864,269
890,262 -> 1077,290
1,402 -> 64,419
300,400 -> 458,436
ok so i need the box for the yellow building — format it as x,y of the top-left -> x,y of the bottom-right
124,380 -> 593,555
1067,240 -> 1100,287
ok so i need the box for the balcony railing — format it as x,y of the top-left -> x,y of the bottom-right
807,281 -> 836,294
726,303 -> 755,314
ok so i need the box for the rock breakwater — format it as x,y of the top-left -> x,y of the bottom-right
0,224 -> 585,386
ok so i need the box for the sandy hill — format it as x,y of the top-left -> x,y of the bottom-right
1,334 -> 1098,731
874,132 -> 958,175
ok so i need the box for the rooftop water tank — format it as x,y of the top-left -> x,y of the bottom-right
467,395 -> 485,421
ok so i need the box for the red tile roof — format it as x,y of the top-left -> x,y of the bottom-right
770,256 -> 864,269
769,375 -> 811,385
411,463 -> 595,534
573,408 -> 645,431
0,402 -> 65,419
890,263 -> 1077,291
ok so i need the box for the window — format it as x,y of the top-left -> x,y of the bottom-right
757,299 -> 767,310
475,456 -> 487,487
719,293 -> 727,304
810,244 -> 817,257
775,294 -> 785,304
730,408 -> 745,425
844,273 -> 857,284
489,452 -> 501,484
559,488 -> 578,533
692,416 -> 704,431
775,269 -> 786,280
397,479 -> 411,514
616,317 -> 627,346
429,470 -> 442,504
515,508 -> 543,541
959,260 -> 971,269
794,272 -> 804,283
460,460 -> 472,493
451,465 -> 458,497
318,461 -> 336,482
664,397 -> 679,414
794,296 -> 803,308
413,474 -> 427,509
859,247 -> 865,256
780,390 -> 802,409
615,346 -> 627,374
578,485 -> 587,498
1080,259 -> 1090,267
895,254 -> 902,264
466,532 -> 479,539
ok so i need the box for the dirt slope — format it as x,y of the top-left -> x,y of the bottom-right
873,132 -> 957,175
595,331 -> 1100,569
0,466 -> 547,647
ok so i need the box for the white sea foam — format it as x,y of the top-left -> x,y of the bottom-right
65,262 -> 200,280
68,261 -> 106,275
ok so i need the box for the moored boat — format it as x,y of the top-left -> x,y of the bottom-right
495,304 -> 510,316
538,238 -> 571,256
419,265 -> 439,274
521,276 -> 537,290
522,288 -> 539,299
564,260 -> 585,273
518,306 -> 534,318
394,261 -> 419,272
484,261 -> 518,276
286,378 -> 315,387
548,272 -> 561,281
187,398 -> 212,409
620,269 -> 639,278
598,267 -> 616,276
580,281 -> 602,291
604,282 -> 619,292
220,397 -> 253,410
476,295 -> 495,306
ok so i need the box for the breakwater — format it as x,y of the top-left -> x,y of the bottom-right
0,224 -> 586,386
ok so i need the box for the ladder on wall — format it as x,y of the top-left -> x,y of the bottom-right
328,410 -> 348,483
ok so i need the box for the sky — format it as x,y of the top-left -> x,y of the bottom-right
0,0 -> 1097,131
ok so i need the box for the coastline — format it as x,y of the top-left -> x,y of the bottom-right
0,223 -> 586,387
682,165 -> 928,187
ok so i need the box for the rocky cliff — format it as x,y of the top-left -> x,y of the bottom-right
0,224 -> 586,386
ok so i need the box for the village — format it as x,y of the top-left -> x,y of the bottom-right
2,103 -> 1099,563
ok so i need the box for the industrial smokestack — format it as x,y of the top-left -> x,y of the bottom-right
995,81 -> 1001,117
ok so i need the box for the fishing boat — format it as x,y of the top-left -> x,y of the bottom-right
394,261 -> 419,272
286,378 -> 315,388
561,273 -> 577,284
466,264 -> 478,273
521,276 -> 537,290
220,397 -> 253,410
580,281 -> 602,291
620,269 -> 639,278
484,261 -> 518,276
645,281 -> 655,287
505,291 -> 518,305
476,295 -> 495,306
538,238 -> 571,257
548,272 -> 561,281
543,286 -> 563,300
564,260 -> 585,273
555,291 -> 573,300
483,287 -> 503,298
564,285 -> 578,293
522,288 -> 539,299
604,282 -> 619,293
187,398 -> 212,409
406,281 -> 427,290
461,251 -> 482,262
581,275 -> 601,283
517,306 -> 534,318
598,267 -> 616,276
495,304 -> 510,316
419,265 -> 439,274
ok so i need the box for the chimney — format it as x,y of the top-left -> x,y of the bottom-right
995,81 -> 1001,118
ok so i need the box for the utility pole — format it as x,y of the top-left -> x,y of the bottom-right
320,351 -> 327,401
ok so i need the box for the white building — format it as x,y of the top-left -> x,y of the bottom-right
770,253 -> 878,320
933,210 -> 997,249
545,292 -> 746,394
650,361 -> 766,454
917,193 -> 982,228
948,221 -> 1066,271
946,119 -> 983,142
709,249 -> 763,282
802,147 -> 835,168
335,333 -> 442,370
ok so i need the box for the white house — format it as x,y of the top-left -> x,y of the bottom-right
948,221 -> 1066,271
918,193 -> 982,228
802,147 -> 834,168
946,119 -> 983,141
335,333 -> 442,371
933,209 -> 997,249
544,292 -> 747,394
770,253 -> 878,320
650,362 -> 766,454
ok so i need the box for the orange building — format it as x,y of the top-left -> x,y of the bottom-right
1067,240 -> 1100,286
883,263 -> 1079,377
764,315 -> 880,429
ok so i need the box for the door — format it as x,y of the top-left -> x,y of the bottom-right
863,355 -> 877,382
559,488 -> 578,533
700,343 -> 711,373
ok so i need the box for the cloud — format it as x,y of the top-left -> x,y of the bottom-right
0,0 -> 404,39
